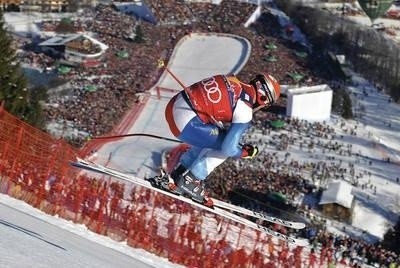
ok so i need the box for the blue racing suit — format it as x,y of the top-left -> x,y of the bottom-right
165,74 -> 256,180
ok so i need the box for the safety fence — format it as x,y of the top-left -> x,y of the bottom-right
0,105 -> 345,267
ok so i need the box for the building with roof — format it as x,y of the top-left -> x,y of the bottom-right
39,34 -> 108,67
286,84 -> 333,122
319,180 -> 355,224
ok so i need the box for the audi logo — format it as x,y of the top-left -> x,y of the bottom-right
201,77 -> 222,104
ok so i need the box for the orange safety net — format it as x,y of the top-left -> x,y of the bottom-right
0,105 -> 78,196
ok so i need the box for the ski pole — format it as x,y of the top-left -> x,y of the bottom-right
90,133 -> 182,143
91,62 -> 186,144
158,60 -> 187,90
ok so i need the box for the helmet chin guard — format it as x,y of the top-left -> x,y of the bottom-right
250,73 -> 280,108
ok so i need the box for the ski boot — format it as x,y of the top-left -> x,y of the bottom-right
146,170 -> 177,195
171,165 -> 214,207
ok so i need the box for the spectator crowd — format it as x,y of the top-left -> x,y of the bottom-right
206,111 -> 400,267
14,0 -> 325,146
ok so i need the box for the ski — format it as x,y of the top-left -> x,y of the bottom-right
211,199 -> 306,229
71,158 -> 309,246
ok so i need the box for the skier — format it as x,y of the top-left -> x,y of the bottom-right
163,73 -> 280,206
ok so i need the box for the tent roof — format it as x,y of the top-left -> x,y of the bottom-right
270,120 -> 285,128
358,0 -> 393,21
117,50 -> 129,58
57,65 -> 71,74
319,180 -> 354,208
287,84 -> 331,96
84,85 -> 97,92
267,192 -> 286,202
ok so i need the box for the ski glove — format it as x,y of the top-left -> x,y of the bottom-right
241,144 -> 259,159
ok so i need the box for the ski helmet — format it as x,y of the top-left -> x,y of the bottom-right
250,73 -> 280,108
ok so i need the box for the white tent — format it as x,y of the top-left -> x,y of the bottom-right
286,84 -> 333,122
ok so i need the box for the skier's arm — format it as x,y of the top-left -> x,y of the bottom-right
220,99 -> 253,158
220,122 -> 249,158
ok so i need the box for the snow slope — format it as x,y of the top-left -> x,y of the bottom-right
0,194 -> 182,268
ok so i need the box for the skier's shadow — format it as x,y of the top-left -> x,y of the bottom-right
0,219 -> 66,250
151,151 -> 162,168
228,189 -> 298,220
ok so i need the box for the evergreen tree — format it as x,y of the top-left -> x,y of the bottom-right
381,216 -> 400,254
341,90 -> 353,119
331,87 -> 353,119
0,10 -> 44,126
